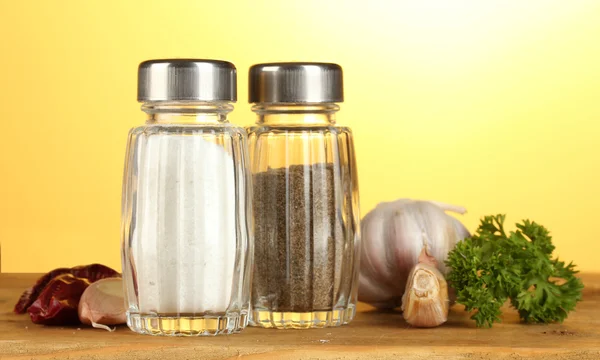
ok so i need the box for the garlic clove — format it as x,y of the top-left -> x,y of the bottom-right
78,277 -> 126,331
401,263 -> 449,328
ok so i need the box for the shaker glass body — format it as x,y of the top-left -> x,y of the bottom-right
121,102 -> 253,335
248,104 -> 361,329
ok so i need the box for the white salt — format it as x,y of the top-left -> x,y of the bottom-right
132,133 -> 236,314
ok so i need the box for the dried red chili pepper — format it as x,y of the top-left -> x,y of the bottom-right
14,268 -> 72,313
14,264 -> 120,314
27,274 -> 90,325
70,264 -> 121,283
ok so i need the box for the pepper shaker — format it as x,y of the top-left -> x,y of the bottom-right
247,62 -> 361,329
121,59 -> 253,336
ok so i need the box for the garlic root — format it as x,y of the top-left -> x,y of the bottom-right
91,321 -> 116,332
78,277 -> 126,331
401,249 -> 450,328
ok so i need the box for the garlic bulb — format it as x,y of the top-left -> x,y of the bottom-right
358,199 -> 469,309
401,247 -> 449,327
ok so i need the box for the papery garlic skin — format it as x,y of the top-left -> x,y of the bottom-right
358,199 -> 469,308
401,263 -> 449,328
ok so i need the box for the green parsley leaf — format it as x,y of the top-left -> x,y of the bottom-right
445,215 -> 583,327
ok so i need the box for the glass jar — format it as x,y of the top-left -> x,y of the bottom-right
121,59 -> 253,336
247,63 -> 361,329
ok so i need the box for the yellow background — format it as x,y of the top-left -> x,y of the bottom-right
0,0 -> 599,273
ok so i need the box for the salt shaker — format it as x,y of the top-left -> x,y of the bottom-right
121,59 -> 253,336
247,62 -> 361,329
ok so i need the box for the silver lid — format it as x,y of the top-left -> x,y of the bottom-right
138,59 -> 237,102
248,62 -> 343,103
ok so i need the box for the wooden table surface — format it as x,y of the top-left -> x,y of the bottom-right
1,273 -> 599,360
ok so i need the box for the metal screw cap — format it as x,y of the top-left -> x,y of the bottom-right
138,59 -> 237,102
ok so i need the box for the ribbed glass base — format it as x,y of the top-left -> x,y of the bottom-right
250,304 -> 356,329
127,312 -> 248,336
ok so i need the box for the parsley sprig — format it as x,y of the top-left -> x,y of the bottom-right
446,214 -> 583,327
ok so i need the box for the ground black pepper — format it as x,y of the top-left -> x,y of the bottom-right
252,163 -> 351,313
